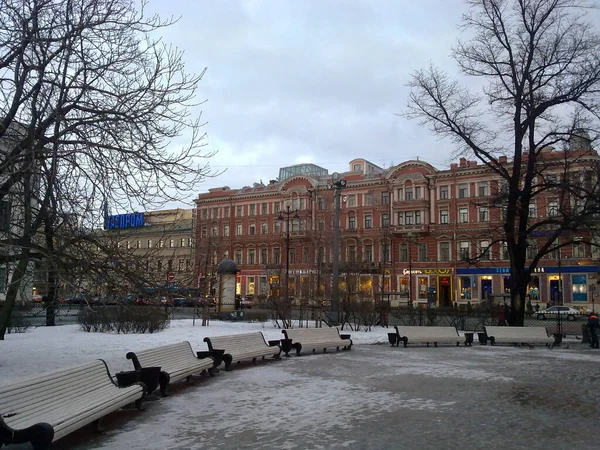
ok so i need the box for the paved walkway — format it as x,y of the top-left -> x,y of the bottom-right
24,342 -> 600,450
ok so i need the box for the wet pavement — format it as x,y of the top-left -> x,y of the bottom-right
29,342 -> 600,450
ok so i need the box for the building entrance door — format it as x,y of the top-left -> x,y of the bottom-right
549,278 -> 561,305
481,278 -> 492,302
438,276 -> 451,307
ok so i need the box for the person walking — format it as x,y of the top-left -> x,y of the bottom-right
587,313 -> 599,349
526,299 -> 533,318
503,302 -> 511,326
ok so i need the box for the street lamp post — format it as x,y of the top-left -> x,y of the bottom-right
277,203 -> 300,310
327,172 -> 347,322
406,232 -> 417,304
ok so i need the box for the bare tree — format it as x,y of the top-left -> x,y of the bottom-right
0,0 -> 217,338
404,0 -> 600,325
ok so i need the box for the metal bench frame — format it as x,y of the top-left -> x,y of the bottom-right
282,327 -> 352,355
204,332 -> 281,371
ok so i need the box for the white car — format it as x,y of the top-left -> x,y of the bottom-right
536,306 -> 583,321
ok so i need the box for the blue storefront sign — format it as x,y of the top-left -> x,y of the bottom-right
104,212 -> 145,230
457,266 -> 599,275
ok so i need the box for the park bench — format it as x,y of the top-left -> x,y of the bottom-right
203,332 -> 281,371
282,327 -> 352,355
0,359 -> 144,450
126,341 -> 215,396
391,326 -> 463,347
483,326 -> 554,347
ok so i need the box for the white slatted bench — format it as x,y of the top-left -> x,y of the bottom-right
484,326 -> 555,347
126,341 -> 215,396
204,332 -> 281,371
282,327 -> 352,355
393,326 -> 463,347
0,360 -> 144,450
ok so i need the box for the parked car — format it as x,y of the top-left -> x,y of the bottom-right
536,306 -> 583,321
240,297 -> 254,309
171,297 -> 188,307
32,295 -> 44,303
196,297 -> 216,308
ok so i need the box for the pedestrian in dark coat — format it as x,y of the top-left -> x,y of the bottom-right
587,313 -> 599,349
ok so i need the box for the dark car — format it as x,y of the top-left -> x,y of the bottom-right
196,297 -> 216,308
171,297 -> 188,307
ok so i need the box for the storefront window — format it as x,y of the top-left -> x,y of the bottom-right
459,276 -> 472,299
359,275 -> 372,295
236,276 -> 241,295
503,276 -> 511,293
248,276 -> 255,295
418,276 -> 428,299
572,274 -> 587,302
527,276 -> 539,301
399,276 -> 408,293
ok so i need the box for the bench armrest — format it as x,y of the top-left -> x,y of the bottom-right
268,340 -> 281,347
340,334 -> 351,340
196,351 -> 214,359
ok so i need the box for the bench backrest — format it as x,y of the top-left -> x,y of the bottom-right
395,326 -> 459,339
0,360 -> 116,423
127,341 -> 197,373
283,327 -> 342,342
485,326 -> 549,339
204,332 -> 268,354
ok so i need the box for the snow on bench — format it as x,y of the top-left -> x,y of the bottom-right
393,326 -> 463,347
204,332 -> 281,371
483,326 -> 554,347
281,327 -> 352,356
0,359 -> 144,450
126,341 -> 215,396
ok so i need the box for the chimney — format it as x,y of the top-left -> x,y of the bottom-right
499,155 -> 508,164
450,163 -> 458,171
468,161 -> 477,167
459,157 -> 467,167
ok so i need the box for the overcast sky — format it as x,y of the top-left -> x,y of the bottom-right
145,0 -> 471,207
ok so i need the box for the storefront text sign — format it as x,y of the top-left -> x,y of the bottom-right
402,268 -> 452,276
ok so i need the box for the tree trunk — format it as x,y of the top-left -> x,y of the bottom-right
0,256 -> 31,340
509,251 -> 529,326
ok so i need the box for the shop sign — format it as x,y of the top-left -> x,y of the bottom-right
402,268 -> 452,276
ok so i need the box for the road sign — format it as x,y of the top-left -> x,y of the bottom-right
168,273 -> 175,281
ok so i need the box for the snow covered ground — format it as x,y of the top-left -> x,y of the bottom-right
1,321 -> 599,450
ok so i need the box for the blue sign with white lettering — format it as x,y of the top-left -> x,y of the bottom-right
105,213 -> 144,229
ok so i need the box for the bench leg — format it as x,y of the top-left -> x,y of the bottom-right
323,348 -> 327,353
1,420 -> 54,450
93,418 -> 104,433
159,371 -> 170,397
135,396 -> 144,411
223,354 -> 233,371
252,357 -> 257,364
294,343 -> 302,356
489,337 -> 496,346
434,342 -> 438,348
402,338 -> 408,348
186,375 -> 195,384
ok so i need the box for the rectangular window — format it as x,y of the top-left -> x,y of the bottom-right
405,188 -> 414,201
526,240 -> 538,259
382,242 -> 390,263
273,248 -> 281,264
136,240 -> 141,249
501,242 -> 509,260
480,241 -> 490,260
365,194 -> 373,206
261,222 -> 268,234
548,200 -> 559,217
318,219 -> 325,231
201,226 -> 207,238
478,207 -> 489,222
382,213 -> 389,228
318,246 -> 325,263
417,243 -> 427,262
440,209 -> 449,224
303,247 -> 310,263
224,207 -> 230,218
235,249 -> 242,265
224,225 -> 230,236
348,216 -> 356,230
236,206 -> 243,217
381,192 -> 389,205
274,221 -> 281,233
318,197 -> 326,210
236,224 -> 242,236
212,207 -> 219,219
202,209 -> 208,219
249,224 -> 255,235
157,261 -> 162,272
186,260 -> 192,270
147,240 -> 153,248
178,259 -> 185,271
348,245 -> 357,262
365,244 -> 373,262
188,238 -> 193,247
347,195 -> 356,207
458,184 -> 468,198
260,248 -> 268,264
262,203 -> 268,215
169,239 -> 174,248
573,242 -> 586,258
397,212 -> 404,225
440,242 -> 451,262
459,241 -> 470,260
274,202 -> 280,213
399,244 -> 408,262
248,249 -> 256,265
289,249 -> 296,264
365,215 -> 372,229
478,183 -> 489,197
249,204 -> 256,216
459,208 -> 468,223
529,203 -> 537,218
439,186 -> 449,200
414,187 -> 421,200
414,211 -> 421,225
168,260 -> 173,271
159,240 -> 164,248
397,188 -> 403,201
180,238 -> 186,247
300,198 -> 305,210
405,212 -> 414,225
212,226 -> 219,236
